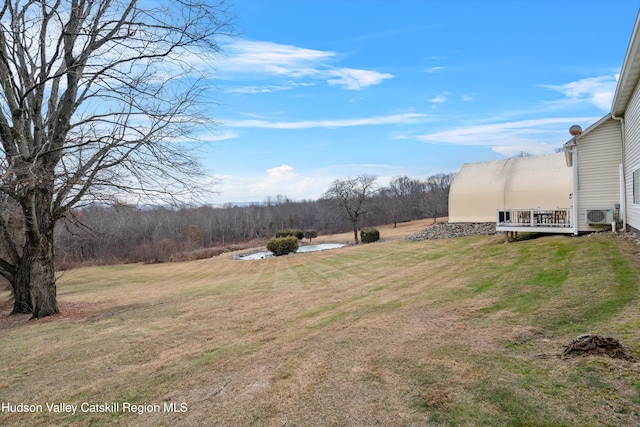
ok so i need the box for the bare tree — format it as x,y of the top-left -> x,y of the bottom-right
0,0 -> 233,318
383,176 -> 429,227
323,175 -> 377,245
424,173 -> 455,222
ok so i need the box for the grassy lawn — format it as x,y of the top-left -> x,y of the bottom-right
1,220 -> 639,426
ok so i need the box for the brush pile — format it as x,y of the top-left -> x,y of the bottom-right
561,335 -> 635,361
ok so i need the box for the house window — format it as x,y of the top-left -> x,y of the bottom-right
635,169 -> 640,204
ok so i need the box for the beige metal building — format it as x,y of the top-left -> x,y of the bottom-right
449,153 -> 572,224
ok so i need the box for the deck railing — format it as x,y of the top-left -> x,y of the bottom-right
496,208 -> 572,228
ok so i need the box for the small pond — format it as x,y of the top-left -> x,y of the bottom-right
238,243 -> 346,260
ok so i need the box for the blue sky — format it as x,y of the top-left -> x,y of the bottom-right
201,0 -> 639,204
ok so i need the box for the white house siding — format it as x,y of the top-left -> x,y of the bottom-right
576,118 -> 623,232
623,78 -> 640,235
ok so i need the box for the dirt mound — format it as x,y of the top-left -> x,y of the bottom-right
561,335 -> 635,361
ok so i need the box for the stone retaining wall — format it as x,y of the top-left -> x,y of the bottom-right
406,222 -> 497,241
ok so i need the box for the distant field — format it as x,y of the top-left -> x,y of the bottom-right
1,219 -> 639,426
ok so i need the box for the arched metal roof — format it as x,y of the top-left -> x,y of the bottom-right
449,153 -> 572,223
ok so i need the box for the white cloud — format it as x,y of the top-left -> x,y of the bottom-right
210,165 -> 323,202
430,93 -> 448,104
218,39 -> 394,90
424,66 -> 444,73
225,113 -> 426,129
543,74 -> 618,111
266,164 -> 296,180
326,68 -> 394,90
225,85 -> 294,94
221,40 -> 333,75
416,116 -> 601,156
201,131 -> 239,141
461,94 -> 473,102
226,82 -> 315,95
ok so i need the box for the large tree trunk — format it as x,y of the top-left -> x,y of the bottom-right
11,257 -> 32,314
28,238 -> 59,319
22,188 -> 59,319
6,188 -> 59,318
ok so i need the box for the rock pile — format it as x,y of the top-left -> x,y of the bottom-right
406,222 -> 497,241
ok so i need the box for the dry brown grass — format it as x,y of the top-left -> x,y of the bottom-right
0,219 -> 639,426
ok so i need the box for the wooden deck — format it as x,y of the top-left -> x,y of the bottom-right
496,208 -> 574,234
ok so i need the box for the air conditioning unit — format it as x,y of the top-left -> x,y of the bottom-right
586,209 -> 613,224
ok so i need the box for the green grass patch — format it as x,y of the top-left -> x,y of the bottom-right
449,236 -> 639,333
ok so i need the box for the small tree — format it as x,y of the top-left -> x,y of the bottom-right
304,229 -> 318,242
323,175 -> 378,245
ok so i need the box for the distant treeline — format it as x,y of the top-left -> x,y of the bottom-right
54,174 -> 453,267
